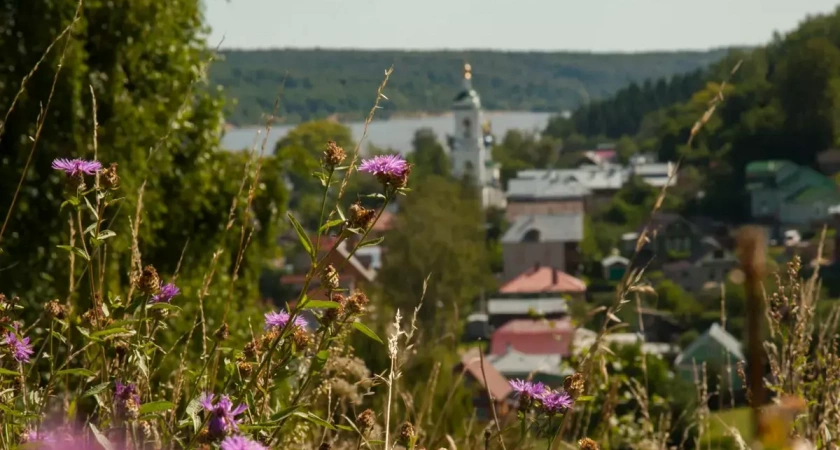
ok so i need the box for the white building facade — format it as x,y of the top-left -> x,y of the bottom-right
448,64 -> 506,209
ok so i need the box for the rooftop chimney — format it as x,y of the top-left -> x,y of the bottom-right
551,267 -> 558,286
533,261 -> 541,272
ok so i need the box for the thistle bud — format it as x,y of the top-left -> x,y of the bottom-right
321,264 -> 340,291
323,141 -> 346,168
564,372 -> 585,399
386,164 -> 411,189
237,360 -> 253,378
45,300 -> 67,320
397,422 -> 415,447
214,323 -> 230,342
356,409 -> 375,435
101,163 -> 120,190
348,202 -> 376,230
578,438 -> 599,450
292,328 -> 311,350
346,290 -> 369,315
137,265 -> 161,296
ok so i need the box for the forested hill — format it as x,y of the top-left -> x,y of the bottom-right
208,48 -> 729,125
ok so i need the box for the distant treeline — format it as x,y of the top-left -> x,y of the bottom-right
208,48 -> 729,125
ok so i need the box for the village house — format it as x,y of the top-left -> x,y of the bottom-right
622,213 -> 708,268
487,265 -> 585,328
456,348 -> 514,421
746,159 -> 840,230
674,323 -> 744,390
661,236 -> 738,293
501,213 -> 584,280
601,250 -> 630,282
573,328 -> 679,358
505,177 -> 587,222
487,349 -> 567,387
489,318 -> 575,356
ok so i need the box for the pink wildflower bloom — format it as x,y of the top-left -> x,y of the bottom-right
358,154 -> 408,177
199,392 -> 247,436
4,328 -> 34,363
221,435 -> 268,450
264,310 -> 307,330
51,158 -> 102,176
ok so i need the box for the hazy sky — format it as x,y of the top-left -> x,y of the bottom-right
205,0 -> 839,52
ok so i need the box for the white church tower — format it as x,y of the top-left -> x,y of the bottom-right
448,63 -> 506,209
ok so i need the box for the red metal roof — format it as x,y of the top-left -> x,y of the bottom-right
490,318 -> 574,356
458,348 -> 512,400
499,266 -> 586,294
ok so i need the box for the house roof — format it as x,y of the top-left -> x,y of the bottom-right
491,318 -> 575,356
675,323 -> 744,365
487,297 -> 569,316
501,214 -> 584,244
573,328 -> 678,356
506,177 -> 591,200
602,254 -> 630,266
487,349 -> 563,376
516,167 -> 626,191
746,160 -> 795,176
371,210 -> 395,232
459,348 -> 512,400
499,266 -> 586,294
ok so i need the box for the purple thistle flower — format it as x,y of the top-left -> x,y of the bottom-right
150,283 -> 180,304
221,435 -> 268,450
114,380 -> 141,409
539,390 -> 573,414
199,392 -> 247,436
509,379 -> 546,398
51,158 -> 102,176
264,310 -> 307,330
3,329 -> 34,363
358,154 -> 408,177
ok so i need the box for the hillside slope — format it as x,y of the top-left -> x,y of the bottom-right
209,48 -> 729,125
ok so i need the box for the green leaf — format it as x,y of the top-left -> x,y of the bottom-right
352,321 -> 383,344
55,368 -> 96,377
91,327 -> 135,339
293,411 -> 336,430
0,367 -> 19,376
186,396 -> 202,432
139,401 -> 175,415
303,300 -> 340,310
336,205 -> 346,222
269,404 -> 303,422
81,382 -> 111,399
288,212 -> 314,260
83,196 -> 99,221
364,193 -> 386,199
576,395 -> 595,402
147,302 -> 183,312
358,237 -> 384,248
90,424 -> 115,450
56,245 -> 90,261
50,330 -> 68,344
96,230 -> 116,241
337,424 -> 355,432
318,218 -> 345,233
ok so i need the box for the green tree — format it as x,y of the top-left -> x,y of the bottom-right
377,176 -> 494,332
0,1 -> 286,306
407,128 -> 450,179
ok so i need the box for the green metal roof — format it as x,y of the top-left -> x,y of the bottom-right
745,160 -> 794,176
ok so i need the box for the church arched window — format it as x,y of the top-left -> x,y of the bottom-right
462,118 -> 471,138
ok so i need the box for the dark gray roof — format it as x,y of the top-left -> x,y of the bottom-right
506,177 -> 591,200
501,214 -> 584,243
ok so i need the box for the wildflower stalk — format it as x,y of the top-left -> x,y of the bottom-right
315,167 -> 336,255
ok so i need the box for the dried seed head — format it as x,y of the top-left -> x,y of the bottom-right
214,323 -> 230,342
564,372 -> 585,399
150,308 -> 170,320
114,340 -> 130,358
397,422 -> 416,447
101,163 -> 120,190
196,429 -> 211,444
261,329 -> 280,350
385,164 -> 411,189
321,264 -> 340,291
244,340 -> 258,359
45,300 -> 67,320
237,360 -> 253,378
323,293 -> 345,324
292,328 -> 311,350
348,202 -> 376,230
355,409 -> 375,435
346,290 -> 369,315
137,265 -> 161,296
578,438 -> 599,450
124,396 -> 140,420
323,140 -> 346,168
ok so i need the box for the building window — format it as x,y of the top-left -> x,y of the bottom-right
463,118 -> 472,138
523,229 -> 541,242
